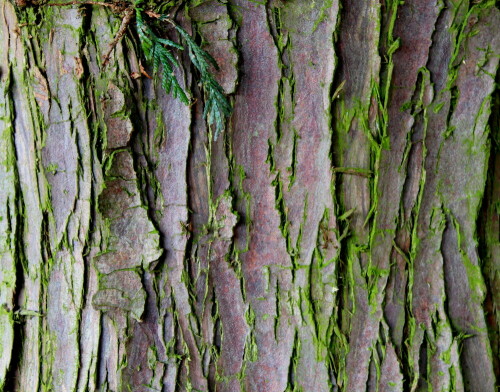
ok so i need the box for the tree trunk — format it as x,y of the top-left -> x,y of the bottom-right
1,0 -> 499,391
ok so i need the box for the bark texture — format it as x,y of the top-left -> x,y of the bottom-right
1,0 -> 500,391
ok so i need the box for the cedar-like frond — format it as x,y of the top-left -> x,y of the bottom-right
136,9 -> 189,105
136,5 -> 232,139
175,24 -> 231,140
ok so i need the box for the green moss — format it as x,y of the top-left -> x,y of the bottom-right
243,306 -> 258,362
446,212 -> 487,302
312,0 -> 334,33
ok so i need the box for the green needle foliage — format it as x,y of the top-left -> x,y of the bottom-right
174,24 -> 232,140
136,9 -> 189,104
135,3 -> 232,139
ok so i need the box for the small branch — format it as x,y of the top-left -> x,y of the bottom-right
144,9 -> 160,18
102,6 -> 134,67
144,9 -> 175,27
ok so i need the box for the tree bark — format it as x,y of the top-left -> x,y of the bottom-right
1,0 -> 499,391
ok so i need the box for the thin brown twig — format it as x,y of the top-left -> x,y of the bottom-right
144,9 -> 160,18
144,9 -> 175,27
102,6 -> 134,67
